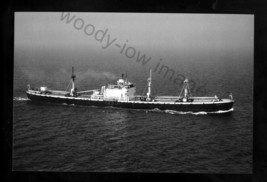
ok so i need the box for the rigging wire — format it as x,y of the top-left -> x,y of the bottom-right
178,83 -> 185,97
142,84 -> 147,96
65,80 -> 71,92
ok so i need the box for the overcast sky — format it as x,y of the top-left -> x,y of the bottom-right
15,11 -> 254,79
15,12 -> 253,51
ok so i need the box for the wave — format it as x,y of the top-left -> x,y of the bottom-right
209,108 -> 234,114
13,97 -> 30,101
165,110 -> 208,115
149,108 -> 234,115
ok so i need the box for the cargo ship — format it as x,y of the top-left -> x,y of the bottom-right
26,67 -> 234,113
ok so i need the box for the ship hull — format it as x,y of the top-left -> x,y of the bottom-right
26,92 -> 234,113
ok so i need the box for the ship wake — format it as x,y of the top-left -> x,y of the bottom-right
13,97 -> 30,101
150,108 -> 234,115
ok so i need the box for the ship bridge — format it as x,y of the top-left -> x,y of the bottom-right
91,78 -> 136,100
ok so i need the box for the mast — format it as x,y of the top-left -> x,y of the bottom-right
184,78 -> 188,98
183,78 -> 191,99
70,67 -> 76,96
178,78 -> 191,99
147,69 -> 152,99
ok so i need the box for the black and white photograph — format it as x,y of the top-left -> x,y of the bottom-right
13,12 -> 253,173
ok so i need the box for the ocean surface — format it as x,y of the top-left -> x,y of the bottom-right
13,46 -> 253,173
